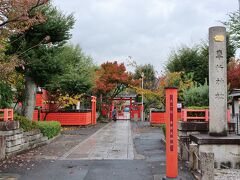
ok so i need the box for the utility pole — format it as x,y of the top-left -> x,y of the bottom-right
141,72 -> 144,121
239,0 -> 240,12
238,0 -> 240,22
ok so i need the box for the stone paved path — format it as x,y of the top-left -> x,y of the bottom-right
60,121 -> 134,160
0,121 -> 195,180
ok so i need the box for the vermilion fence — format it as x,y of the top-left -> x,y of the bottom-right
0,109 -> 14,121
150,109 -> 231,124
150,111 -> 165,124
150,111 -> 181,124
181,109 -> 230,122
181,109 -> 209,122
33,90 -> 97,126
33,111 -> 92,125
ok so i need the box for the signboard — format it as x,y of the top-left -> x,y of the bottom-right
165,88 -> 178,179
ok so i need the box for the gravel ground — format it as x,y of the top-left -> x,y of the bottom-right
215,169 -> 240,180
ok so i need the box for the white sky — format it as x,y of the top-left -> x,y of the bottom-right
53,0 -> 238,74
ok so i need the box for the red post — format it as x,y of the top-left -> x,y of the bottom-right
227,109 -> 230,123
109,100 -> 114,119
3,109 -> 8,121
205,109 -> 209,122
181,109 -> 187,122
130,97 -> 132,119
164,87 -> 178,179
91,96 -> 97,125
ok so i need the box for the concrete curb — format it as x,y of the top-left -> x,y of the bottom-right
45,133 -> 61,145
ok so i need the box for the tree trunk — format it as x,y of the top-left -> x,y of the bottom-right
22,76 -> 37,120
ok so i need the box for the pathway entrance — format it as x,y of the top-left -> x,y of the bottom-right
60,121 -> 134,160
0,121 -> 195,180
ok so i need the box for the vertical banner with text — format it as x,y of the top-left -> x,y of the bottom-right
165,87 -> 178,179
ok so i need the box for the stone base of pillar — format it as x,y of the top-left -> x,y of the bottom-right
200,152 -> 214,180
178,122 -> 208,161
190,134 -> 240,169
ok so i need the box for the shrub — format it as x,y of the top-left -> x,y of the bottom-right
161,124 -> 166,137
187,106 -> 209,109
14,115 -> 38,131
36,121 -> 61,139
183,82 -> 209,107
0,82 -> 13,109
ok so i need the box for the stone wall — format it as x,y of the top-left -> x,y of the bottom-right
0,121 -> 48,160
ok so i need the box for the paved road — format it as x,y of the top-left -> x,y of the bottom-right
0,121 -> 195,180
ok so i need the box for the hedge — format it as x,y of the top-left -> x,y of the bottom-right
14,115 -> 38,131
36,121 -> 61,139
161,124 -> 166,137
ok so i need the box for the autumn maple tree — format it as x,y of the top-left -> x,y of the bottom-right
228,58 -> 240,89
0,0 -> 49,77
0,0 -> 48,37
0,0 -> 48,109
94,61 -> 136,99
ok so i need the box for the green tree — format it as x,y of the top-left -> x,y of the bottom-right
0,81 -> 13,108
46,45 -> 95,95
166,38 -> 235,85
133,64 -> 156,90
166,46 -> 207,84
7,4 -> 75,119
224,11 -> 240,49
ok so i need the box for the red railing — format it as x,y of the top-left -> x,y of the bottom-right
181,109 -> 209,122
181,109 -> 230,122
0,109 -> 14,121
150,109 -> 231,124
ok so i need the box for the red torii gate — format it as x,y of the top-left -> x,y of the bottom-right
108,94 -> 143,120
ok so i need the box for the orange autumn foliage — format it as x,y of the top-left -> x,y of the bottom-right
0,0 -> 48,37
228,58 -> 240,89
94,61 -> 138,97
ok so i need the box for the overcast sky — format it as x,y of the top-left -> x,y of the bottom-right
53,0 -> 238,74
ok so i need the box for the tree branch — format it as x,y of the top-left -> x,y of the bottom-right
0,0 -> 48,28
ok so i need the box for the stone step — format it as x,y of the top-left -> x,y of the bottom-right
23,129 -> 41,136
5,133 -> 23,141
0,129 -> 23,136
6,138 -> 24,148
41,136 -> 48,141
28,137 -> 48,148
26,133 -> 43,142
5,134 -> 47,153
6,137 -> 48,155
5,144 -> 22,153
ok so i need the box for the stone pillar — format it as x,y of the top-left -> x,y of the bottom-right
189,143 -> 198,170
200,152 -> 214,180
209,26 -> 228,136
